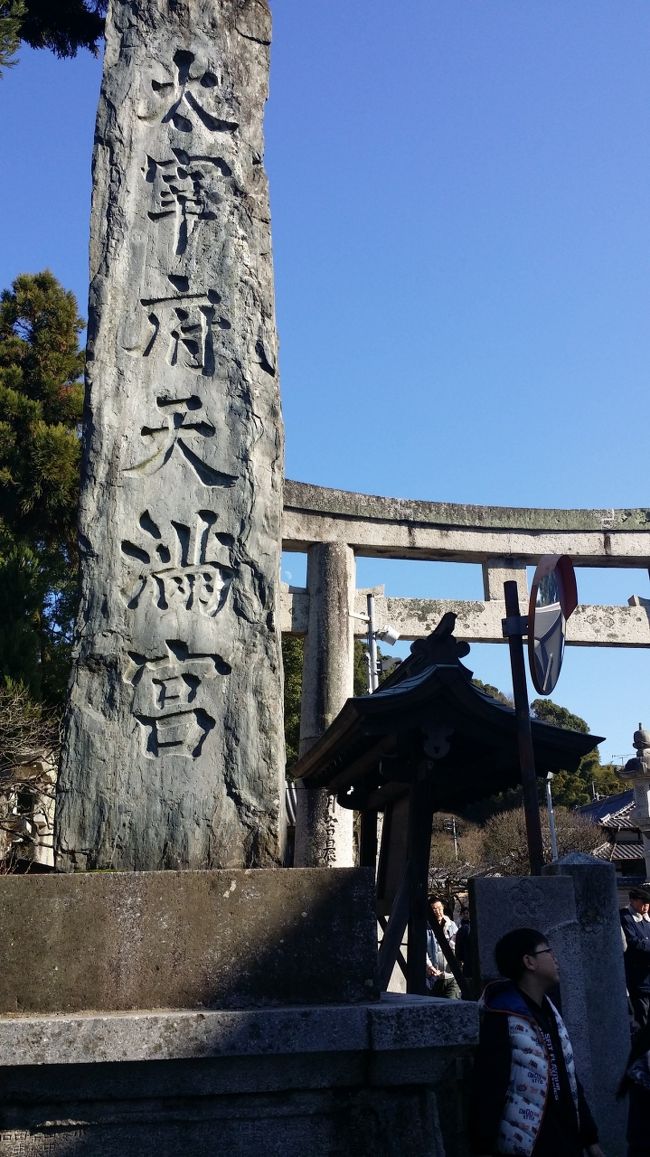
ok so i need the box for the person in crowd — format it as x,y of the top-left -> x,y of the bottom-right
426,897 -> 460,998
618,1017 -> 650,1157
469,927 -> 604,1157
455,903 -> 473,982
620,887 -> 650,1032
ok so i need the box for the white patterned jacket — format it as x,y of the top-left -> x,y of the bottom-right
479,981 -> 579,1157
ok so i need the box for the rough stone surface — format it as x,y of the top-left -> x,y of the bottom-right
470,875 -> 593,1095
294,542 -> 355,868
0,869 -> 377,1013
0,1088 -> 444,1157
55,0 -> 285,871
471,872 -> 628,1155
0,996 -> 475,1156
0,993 -> 477,1068
544,859 -> 629,1156
282,482 -> 650,575
281,583 -> 650,647
481,558 -> 529,603
283,479 -> 650,538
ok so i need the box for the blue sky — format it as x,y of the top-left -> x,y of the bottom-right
0,1 -> 647,767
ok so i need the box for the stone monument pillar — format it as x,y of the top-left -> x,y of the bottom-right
294,543 -> 355,866
621,722 -> 650,878
55,0 -> 285,871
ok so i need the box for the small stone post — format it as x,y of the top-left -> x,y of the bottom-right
621,724 -> 650,879
55,0 -> 285,871
544,857 -> 629,1155
294,543 -> 355,866
472,866 -> 629,1155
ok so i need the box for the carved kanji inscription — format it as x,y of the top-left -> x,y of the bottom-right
147,49 -> 239,135
145,148 -> 233,255
137,282 -> 230,374
125,640 -> 231,758
121,509 -> 235,615
124,394 -> 237,487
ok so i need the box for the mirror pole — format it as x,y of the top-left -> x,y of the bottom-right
503,580 -> 545,875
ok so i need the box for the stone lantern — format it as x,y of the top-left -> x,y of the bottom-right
621,724 -> 650,879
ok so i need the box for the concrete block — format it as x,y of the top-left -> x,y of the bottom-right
0,868 -> 378,1013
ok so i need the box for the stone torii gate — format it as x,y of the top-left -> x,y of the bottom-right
281,480 -> 650,866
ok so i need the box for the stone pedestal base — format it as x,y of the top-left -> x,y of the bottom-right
0,997 -> 477,1156
0,868 -> 377,1012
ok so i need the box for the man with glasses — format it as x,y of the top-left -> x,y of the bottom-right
469,927 -> 604,1157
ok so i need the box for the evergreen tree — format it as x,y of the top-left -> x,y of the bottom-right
0,271 -> 84,702
0,0 -> 25,75
282,635 -> 390,772
282,634 -> 303,770
531,698 -> 588,734
18,0 -> 105,58
472,677 -> 512,707
531,696 -> 625,806
353,638 -> 369,696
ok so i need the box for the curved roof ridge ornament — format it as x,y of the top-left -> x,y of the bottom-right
404,612 -> 471,678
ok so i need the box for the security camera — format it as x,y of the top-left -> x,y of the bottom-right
376,625 -> 400,646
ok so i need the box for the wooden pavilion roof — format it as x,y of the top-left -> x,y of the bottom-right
291,614 -> 603,813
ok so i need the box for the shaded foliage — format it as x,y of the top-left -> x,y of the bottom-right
472,677 -> 512,707
531,696 -> 625,807
0,679 -> 59,866
282,636 -> 392,772
0,679 -> 59,774
353,638 -> 370,696
0,271 -> 84,545
0,271 -> 84,703
18,0 -> 105,58
0,272 -> 84,868
0,0 -> 24,74
531,698 -> 588,734
282,634 -> 303,770
429,812 -> 484,889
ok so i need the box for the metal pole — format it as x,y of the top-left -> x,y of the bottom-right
503,580 -> 544,875
367,592 -> 378,692
451,816 -> 459,860
546,773 -> 559,860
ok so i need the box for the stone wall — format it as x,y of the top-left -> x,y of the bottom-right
0,997 -> 477,1157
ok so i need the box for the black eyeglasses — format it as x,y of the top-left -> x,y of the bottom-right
532,947 -> 554,957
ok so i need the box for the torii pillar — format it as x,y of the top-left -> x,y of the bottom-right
293,543 -> 355,866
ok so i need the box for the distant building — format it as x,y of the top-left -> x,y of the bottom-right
579,789 -> 646,892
